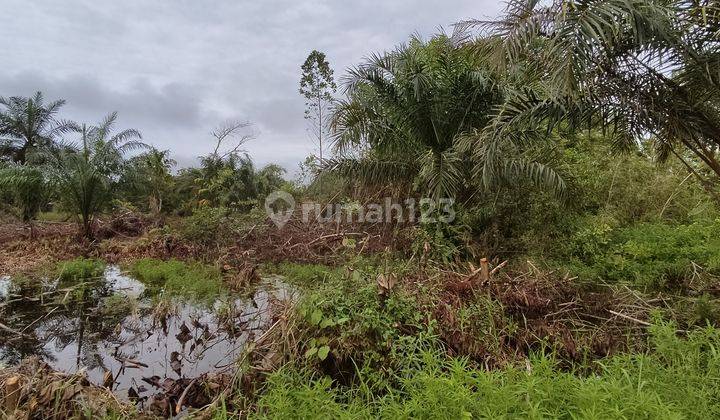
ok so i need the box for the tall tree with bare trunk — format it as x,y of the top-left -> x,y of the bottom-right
300,50 -> 336,192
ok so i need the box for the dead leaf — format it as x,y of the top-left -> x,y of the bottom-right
376,273 -> 397,295
170,351 -> 182,376
176,322 -> 192,345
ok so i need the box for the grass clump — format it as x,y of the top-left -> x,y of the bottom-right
130,258 -> 224,299
268,262 -> 344,288
57,257 -> 106,283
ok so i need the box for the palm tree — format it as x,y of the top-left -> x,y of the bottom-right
0,92 -> 74,164
0,164 -> 47,237
47,113 -> 146,238
330,33 -> 564,200
76,112 -> 146,177
464,0 -> 720,185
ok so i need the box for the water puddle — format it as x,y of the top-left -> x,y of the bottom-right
0,266 -> 294,403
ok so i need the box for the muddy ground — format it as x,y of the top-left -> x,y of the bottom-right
0,214 -> 410,276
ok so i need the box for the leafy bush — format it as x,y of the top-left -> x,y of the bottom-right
456,137 -> 718,257
58,258 -> 106,283
176,205 -> 266,250
410,223 -> 466,264
176,206 -> 230,247
130,258 -> 224,299
273,262 -> 423,369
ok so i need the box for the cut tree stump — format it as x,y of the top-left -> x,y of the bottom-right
480,258 -> 490,285
4,375 -> 22,412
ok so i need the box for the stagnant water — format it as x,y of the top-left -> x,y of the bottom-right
0,267 -> 294,401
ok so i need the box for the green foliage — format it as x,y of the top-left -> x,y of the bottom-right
176,152 -> 287,214
330,33 -> 560,199
57,257 -> 106,283
477,0 -> 720,181
253,321 -> 720,419
46,113 -> 145,238
299,50 -> 336,107
273,262 -> 423,368
253,369 -> 370,419
559,218 -> 720,289
410,223 -> 466,264
50,149 -> 110,238
270,262 -> 344,287
451,135 -> 718,257
130,258 -> 224,299
177,206 -> 232,247
118,148 -> 176,214
0,165 -> 47,223
0,91 -> 72,164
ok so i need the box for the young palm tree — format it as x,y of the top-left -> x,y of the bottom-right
0,164 -> 47,237
330,33 -> 564,199
77,112 -> 146,177
47,113 -> 145,238
0,91 -> 74,164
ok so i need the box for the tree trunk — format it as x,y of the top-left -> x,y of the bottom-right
318,93 -> 324,195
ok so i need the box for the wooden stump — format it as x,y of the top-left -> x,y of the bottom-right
480,258 -> 490,284
4,375 -> 22,413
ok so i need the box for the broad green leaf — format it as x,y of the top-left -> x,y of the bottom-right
317,345 -> 330,361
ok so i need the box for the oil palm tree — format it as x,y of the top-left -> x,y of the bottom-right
464,0 -> 720,184
0,91 -> 74,164
330,33 -> 564,200
0,164 -> 47,237
76,112 -> 146,177
47,113 -> 146,238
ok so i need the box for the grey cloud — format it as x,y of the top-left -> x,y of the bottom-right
0,0 -> 505,173
0,72 -> 206,129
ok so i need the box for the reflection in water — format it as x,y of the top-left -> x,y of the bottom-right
0,276 -> 10,299
0,267 -> 294,401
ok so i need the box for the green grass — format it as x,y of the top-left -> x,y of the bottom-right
248,321 -> 720,419
57,257 -> 106,284
266,262 -> 343,288
129,258 -> 225,300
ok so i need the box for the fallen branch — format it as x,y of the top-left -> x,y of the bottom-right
175,377 -> 198,414
490,260 -> 509,276
608,310 -> 651,327
20,306 -> 59,333
0,321 -> 30,337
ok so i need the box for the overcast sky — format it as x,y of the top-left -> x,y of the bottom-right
0,1 -> 504,175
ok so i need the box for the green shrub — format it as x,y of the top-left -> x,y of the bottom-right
270,262 -> 424,372
176,206 -> 229,246
57,258 -> 106,283
130,258 -> 224,299
410,223 -> 466,264
301,269 -> 421,363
